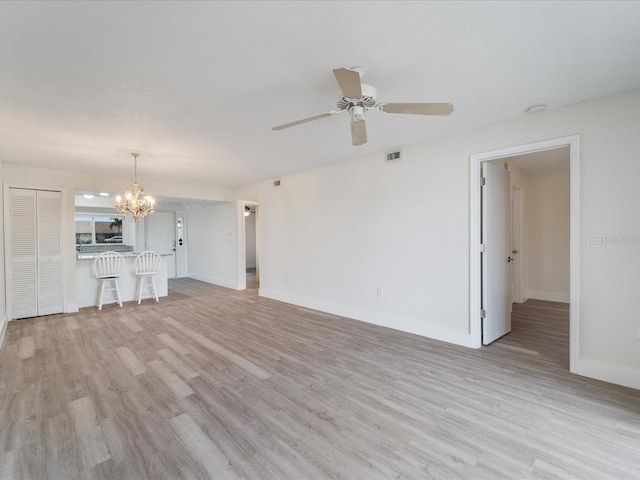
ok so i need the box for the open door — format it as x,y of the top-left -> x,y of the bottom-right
482,162 -> 511,344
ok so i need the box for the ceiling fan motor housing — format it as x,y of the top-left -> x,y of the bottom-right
336,83 -> 377,111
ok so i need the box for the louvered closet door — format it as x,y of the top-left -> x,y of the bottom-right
37,190 -> 63,316
9,188 -> 63,319
10,188 -> 38,319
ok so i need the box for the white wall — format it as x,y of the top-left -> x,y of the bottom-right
526,170 -> 570,302
186,202 -> 240,290
1,163 -> 231,313
235,88 -> 640,389
0,159 -> 6,346
245,213 -> 257,269
237,138 -> 472,346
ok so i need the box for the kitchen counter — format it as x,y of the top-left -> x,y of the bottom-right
76,252 -> 172,260
76,254 -> 169,308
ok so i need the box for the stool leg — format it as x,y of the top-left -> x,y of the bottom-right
151,276 -> 158,302
114,278 -> 122,307
137,276 -> 143,304
98,279 -> 105,310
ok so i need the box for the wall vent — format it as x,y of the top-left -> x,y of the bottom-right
273,180 -> 281,187
386,151 -> 401,162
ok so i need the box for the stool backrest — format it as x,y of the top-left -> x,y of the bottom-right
93,251 -> 124,278
135,251 -> 161,275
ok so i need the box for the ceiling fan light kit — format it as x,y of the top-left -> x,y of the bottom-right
350,105 -> 365,123
273,67 -> 454,146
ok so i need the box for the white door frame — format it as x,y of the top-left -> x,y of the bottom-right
469,135 -> 580,372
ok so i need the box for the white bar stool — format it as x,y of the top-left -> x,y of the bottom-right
93,251 -> 124,310
134,251 -> 161,304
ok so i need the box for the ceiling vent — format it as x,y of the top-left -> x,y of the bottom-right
386,150 -> 401,162
273,179 -> 281,187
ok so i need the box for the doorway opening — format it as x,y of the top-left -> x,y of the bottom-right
243,201 -> 259,291
469,135 -> 580,373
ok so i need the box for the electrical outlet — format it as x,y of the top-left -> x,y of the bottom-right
587,235 -> 605,247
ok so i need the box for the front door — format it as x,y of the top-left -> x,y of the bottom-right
144,212 -> 176,278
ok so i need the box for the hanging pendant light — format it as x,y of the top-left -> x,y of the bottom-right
115,152 -> 155,221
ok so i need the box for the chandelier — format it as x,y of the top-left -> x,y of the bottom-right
115,152 -> 155,221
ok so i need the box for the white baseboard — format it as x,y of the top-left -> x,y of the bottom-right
189,274 -> 242,291
573,357 -> 640,390
65,302 -> 79,313
528,290 -> 570,303
259,288 -> 472,348
0,314 -> 7,350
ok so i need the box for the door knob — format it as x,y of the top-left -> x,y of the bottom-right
512,250 -> 519,254
508,256 -> 514,263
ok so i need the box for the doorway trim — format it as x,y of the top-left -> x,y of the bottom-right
469,135 -> 580,372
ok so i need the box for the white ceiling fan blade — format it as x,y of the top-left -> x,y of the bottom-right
272,112 -> 335,131
333,68 -> 363,99
351,119 -> 367,146
380,102 -> 454,116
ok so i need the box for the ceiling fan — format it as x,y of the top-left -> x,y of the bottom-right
272,67 -> 454,146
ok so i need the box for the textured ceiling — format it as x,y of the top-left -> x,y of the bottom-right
1,1 -> 639,188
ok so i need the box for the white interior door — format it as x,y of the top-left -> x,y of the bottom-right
175,214 -> 187,278
37,190 -> 63,316
144,212 -> 176,278
482,163 -> 511,344
10,188 -> 38,319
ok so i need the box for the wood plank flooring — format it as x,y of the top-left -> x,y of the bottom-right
1,280 -> 639,479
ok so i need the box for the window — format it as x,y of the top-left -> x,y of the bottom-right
75,215 -> 124,245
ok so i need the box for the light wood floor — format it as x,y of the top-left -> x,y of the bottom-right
1,280 -> 639,479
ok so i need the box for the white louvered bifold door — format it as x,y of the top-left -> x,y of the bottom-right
10,188 -> 38,319
36,190 -> 63,316
9,188 -> 63,320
